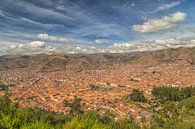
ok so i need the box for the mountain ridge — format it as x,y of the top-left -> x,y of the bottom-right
0,47 -> 194,71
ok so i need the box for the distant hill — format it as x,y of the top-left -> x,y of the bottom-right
0,47 -> 194,71
130,47 -> 195,65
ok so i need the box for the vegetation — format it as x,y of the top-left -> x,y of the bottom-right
152,86 -> 195,101
63,97 -> 84,115
151,86 -> 195,129
0,94 -> 138,129
0,83 -> 8,91
151,96 -> 195,129
90,85 -> 112,92
0,94 -> 70,129
1,86 -> 195,129
129,89 -> 147,102
118,84 -> 126,87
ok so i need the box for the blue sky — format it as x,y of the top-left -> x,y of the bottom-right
0,0 -> 195,54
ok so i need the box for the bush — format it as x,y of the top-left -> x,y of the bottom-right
64,117 -> 111,129
129,89 -> 147,102
90,85 -> 112,92
0,94 -> 67,129
20,121 -> 55,129
0,84 -> 8,91
152,86 -> 195,101
177,96 -> 195,114
151,96 -> 195,129
64,97 -> 84,115
0,94 -> 140,129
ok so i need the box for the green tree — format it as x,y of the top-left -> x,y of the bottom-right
64,97 -> 84,115
130,89 -> 147,102
0,83 -> 8,91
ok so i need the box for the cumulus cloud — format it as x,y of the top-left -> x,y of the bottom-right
30,41 -> 45,47
10,45 -> 17,49
57,37 -> 195,54
105,37 -> 195,53
95,39 -> 105,44
65,46 -> 100,54
37,34 -> 71,43
132,12 -> 187,33
155,1 -> 182,12
2,41 -> 56,55
1,36 -> 195,55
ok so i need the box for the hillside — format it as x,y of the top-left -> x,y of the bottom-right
0,47 -> 195,129
0,47 -> 194,71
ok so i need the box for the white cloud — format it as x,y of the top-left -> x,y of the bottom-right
58,37 -> 195,54
155,1 -> 181,12
56,5 -> 65,11
132,12 -> 187,33
95,39 -> 105,44
37,34 -> 72,43
18,44 -> 24,48
10,45 -> 17,49
30,41 -> 45,47
37,34 -> 56,41
1,36 -> 195,55
4,41 -> 56,55
105,37 -> 195,53
56,46 -> 99,54
131,3 -> 135,7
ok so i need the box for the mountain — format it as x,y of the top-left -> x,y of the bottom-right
0,47 -> 194,71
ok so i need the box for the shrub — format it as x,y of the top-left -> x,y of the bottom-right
64,97 -> 84,115
0,94 -> 68,129
64,117 -> 111,129
90,85 -> 112,92
0,84 -> 8,91
20,121 -> 55,129
129,89 -> 147,102
152,86 -> 195,101
152,96 -> 195,129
